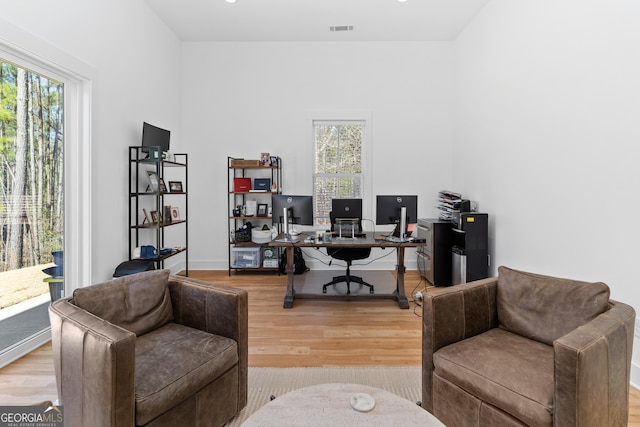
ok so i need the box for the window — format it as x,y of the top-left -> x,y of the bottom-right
0,60 -> 65,273
313,121 -> 365,226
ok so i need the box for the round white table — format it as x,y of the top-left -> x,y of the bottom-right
241,383 -> 444,426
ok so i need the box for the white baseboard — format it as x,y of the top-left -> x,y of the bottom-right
0,328 -> 51,369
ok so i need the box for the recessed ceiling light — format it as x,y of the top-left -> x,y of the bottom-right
397,0 -> 408,2
225,0 -> 236,3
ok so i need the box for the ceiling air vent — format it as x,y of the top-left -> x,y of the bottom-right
330,25 -> 354,32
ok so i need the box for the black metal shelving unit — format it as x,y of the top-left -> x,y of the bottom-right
227,156 -> 282,275
129,146 -> 188,275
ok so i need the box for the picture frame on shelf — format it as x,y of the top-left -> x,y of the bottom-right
159,178 -> 167,193
146,170 -> 160,192
257,204 -> 268,217
169,181 -> 183,192
170,206 -> 181,221
260,152 -> 270,166
142,208 -> 152,225
150,210 -> 162,224
270,156 -> 278,167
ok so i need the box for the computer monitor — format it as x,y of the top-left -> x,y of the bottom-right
376,195 -> 418,225
271,195 -> 314,226
331,198 -> 362,221
331,198 -> 363,237
141,122 -> 171,154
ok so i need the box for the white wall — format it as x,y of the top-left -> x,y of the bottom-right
1,0 -> 183,282
181,42 -> 455,270
454,0 -> 640,385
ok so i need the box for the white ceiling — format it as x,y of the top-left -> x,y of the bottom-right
145,0 -> 490,42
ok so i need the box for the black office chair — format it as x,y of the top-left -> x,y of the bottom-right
322,212 -> 374,295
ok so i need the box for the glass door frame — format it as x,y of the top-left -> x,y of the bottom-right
0,21 -> 94,367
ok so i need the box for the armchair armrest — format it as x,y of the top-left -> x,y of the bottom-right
422,277 -> 499,412
168,275 -> 249,409
49,299 -> 136,427
554,300 -> 635,426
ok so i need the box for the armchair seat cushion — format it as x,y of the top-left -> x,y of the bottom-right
433,328 -> 553,426
135,322 -> 239,425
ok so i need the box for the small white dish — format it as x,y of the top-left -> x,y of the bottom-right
350,393 -> 375,412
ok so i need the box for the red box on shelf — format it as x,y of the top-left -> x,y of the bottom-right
233,177 -> 251,192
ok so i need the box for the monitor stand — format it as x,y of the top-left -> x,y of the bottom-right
275,207 -> 300,243
386,206 -> 408,242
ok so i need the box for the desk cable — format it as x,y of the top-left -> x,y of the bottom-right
411,252 -> 436,318
360,218 -> 376,236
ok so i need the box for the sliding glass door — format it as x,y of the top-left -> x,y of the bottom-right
0,58 -> 64,358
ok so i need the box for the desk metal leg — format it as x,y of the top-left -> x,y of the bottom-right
395,246 -> 410,309
283,248 -> 295,308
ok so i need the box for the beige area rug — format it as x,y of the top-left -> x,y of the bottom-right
291,270 -> 397,295
224,366 -> 422,426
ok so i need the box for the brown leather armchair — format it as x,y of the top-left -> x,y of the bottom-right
49,270 -> 248,427
422,266 -> 635,426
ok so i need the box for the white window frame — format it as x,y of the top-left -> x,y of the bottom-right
307,111 -> 373,229
0,19 -> 93,366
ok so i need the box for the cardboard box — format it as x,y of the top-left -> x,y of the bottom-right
233,177 -> 251,192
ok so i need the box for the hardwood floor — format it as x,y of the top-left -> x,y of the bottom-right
0,270 -> 638,425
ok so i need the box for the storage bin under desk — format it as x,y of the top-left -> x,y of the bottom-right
231,246 -> 262,268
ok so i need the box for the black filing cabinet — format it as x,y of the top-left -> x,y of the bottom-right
417,218 -> 453,286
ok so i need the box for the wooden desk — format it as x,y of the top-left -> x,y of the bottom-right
270,233 -> 422,309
